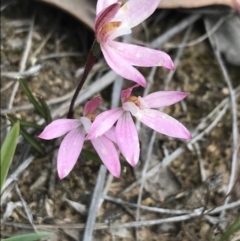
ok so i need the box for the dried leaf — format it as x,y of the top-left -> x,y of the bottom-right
32,0 -> 239,32
158,0 -> 235,9
35,0 -> 96,29
63,197 -> 87,215
2,201 -> 22,221
204,13 -> 240,66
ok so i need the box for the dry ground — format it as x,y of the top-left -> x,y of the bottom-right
1,1 -> 240,241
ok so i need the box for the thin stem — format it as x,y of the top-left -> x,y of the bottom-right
67,39 -> 101,118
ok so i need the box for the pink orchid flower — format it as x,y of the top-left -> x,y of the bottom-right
95,0 -> 174,87
38,97 -> 121,179
87,85 -> 192,167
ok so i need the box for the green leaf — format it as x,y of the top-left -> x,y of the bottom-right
20,127 -> 45,155
2,232 -> 52,241
7,114 -> 43,130
81,149 -> 101,163
19,120 -> 43,130
0,122 -> 20,192
19,78 -> 46,118
219,216 -> 240,241
37,97 -> 52,124
7,115 -> 44,155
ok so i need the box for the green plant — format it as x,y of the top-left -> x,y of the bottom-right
1,122 -> 20,192
1,232 -> 52,241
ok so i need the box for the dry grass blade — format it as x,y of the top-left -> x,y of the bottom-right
213,49 -> 239,210
1,65 -> 42,79
8,13 -> 35,111
1,156 -> 34,203
15,185 -> 38,232
103,194 -> 192,215
150,14 -> 200,48
166,13 -> 233,49
82,165 -> 107,241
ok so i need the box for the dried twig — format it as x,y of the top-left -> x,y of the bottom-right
107,199 -> 240,230
3,199 -> 240,231
103,194 -> 192,215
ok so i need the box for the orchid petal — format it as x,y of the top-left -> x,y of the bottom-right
95,3 -> 121,38
115,0 -> 161,28
91,135 -> 121,178
83,96 -> 102,116
136,109 -> 192,139
38,119 -> 81,140
121,84 -> 139,102
86,108 -> 123,139
142,91 -> 188,108
104,126 -> 117,143
80,117 -> 92,133
96,0 -> 118,15
57,127 -> 85,179
101,43 -> 147,87
108,41 -> 174,70
116,112 -> 140,166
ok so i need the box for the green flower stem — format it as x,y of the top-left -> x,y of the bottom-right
67,39 -> 101,119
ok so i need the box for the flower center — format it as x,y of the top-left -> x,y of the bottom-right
100,21 -> 122,42
125,96 -> 140,107
86,113 -> 96,122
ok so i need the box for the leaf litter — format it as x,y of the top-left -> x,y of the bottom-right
1,0 -> 240,240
